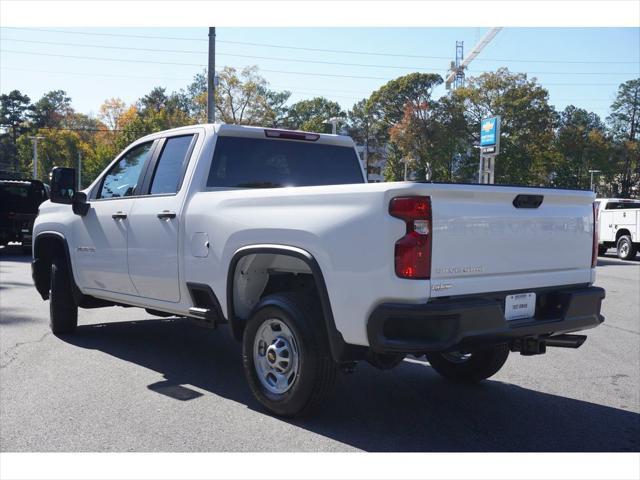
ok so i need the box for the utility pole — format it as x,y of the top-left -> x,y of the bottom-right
363,138 -> 369,180
589,169 -> 601,192
77,151 -> 82,190
28,136 -> 44,179
207,27 -> 216,123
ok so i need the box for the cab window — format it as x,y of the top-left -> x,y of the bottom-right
99,142 -> 153,199
148,135 -> 195,195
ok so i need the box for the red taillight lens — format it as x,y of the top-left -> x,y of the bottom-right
592,202 -> 599,268
389,196 -> 432,279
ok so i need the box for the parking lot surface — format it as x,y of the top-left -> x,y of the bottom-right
1,244 -> 638,452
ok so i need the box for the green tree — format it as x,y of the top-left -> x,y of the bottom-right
283,97 -> 344,133
347,99 -> 382,175
554,106 -> 610,189
256,87 -> 291,128
30,90 -> 72,128
382,143 -> 406,181
0,90 -> 31,171
606,78 -> 640,197
365,72 -> 444,180
454,68 -> 557,185
367,72 -> 443,132
215,66 -> 269,125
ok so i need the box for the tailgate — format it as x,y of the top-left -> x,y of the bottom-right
428,186 -> 595,297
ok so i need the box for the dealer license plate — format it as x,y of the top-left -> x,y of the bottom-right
504,293 -> 536,321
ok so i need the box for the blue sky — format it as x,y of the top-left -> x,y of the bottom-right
1,27 -> 638,122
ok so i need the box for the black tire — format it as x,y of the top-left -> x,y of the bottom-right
426,344 -> 509,383
597,245 -> 608,256
242,292 -> 337,417
616,235 -> 637,260
49,256 -> 78,335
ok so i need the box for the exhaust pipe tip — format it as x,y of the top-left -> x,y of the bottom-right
545,334 -> 587,349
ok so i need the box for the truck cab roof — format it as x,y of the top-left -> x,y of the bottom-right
136,123 -> 355,148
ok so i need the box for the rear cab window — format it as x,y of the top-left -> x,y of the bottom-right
207,136 -> 364,189
148,135 -> 196,195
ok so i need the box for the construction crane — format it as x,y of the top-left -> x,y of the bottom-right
445,27 -> 503,90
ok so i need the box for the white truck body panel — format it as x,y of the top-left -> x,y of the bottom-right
33,124 -> 598,348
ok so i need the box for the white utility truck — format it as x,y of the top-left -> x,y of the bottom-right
595,198 -> 640,260
32,124 -> 605,417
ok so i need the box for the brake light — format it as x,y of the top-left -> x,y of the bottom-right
592,202 -> 599,268
389,196 -> 432,279
264,129 -> 320,141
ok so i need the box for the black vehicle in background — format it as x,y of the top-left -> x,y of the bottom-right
0,177 -> 49,254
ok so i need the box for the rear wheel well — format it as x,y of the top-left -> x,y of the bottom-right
615,229 -> 631,241
229,252 -> 316,339
226,247 -> 365,363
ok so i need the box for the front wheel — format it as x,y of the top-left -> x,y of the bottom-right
49,256 -> 78,335
616,235 -> 637,260
425,344 -> 509,383
242,293 -> 337,417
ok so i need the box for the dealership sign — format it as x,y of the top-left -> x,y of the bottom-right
480,116 -> 500,155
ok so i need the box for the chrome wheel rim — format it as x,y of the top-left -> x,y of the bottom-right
441,351 -> 472,364
620,242 -> 629,257
253,318 -> 300,394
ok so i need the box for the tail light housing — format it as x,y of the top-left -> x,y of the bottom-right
389,196 -> 432,279
592,202 -> 599,268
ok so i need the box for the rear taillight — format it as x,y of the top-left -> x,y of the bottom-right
592,202 -> 599,268
389,196 -> 432,279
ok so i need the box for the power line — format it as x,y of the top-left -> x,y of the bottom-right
0,66 -> 371,97
3,49 -> 638,80
6,37 -> 638,75
0,66 -> 192,82
0,38 -> 449,71
0,50 -> 391,80
3,26 -> 638,65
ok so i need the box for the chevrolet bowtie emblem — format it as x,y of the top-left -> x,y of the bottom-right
482,121 -> 494,132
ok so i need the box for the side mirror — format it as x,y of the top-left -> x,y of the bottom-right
72,191 -> 90,216
49,167 -> 76,204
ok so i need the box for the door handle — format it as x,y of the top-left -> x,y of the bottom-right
157,210 -> 176,220
112,211 -> 127,220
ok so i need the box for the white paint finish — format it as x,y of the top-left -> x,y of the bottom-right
127,194 -> 181,302
34,124 -> 600,348
596,198 -> 640,244
190,233 -> 209,258
70,198 -> 138,295
429,188 -> 595,295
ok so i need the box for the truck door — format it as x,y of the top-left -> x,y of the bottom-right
73,141 -> 156,295
126,133 -> 198,302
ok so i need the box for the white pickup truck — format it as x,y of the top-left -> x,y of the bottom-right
595,198 -> 640,260
32,124 -> 605,417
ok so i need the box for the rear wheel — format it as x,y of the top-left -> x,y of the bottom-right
242,292 -> 337,417
597,245 -> 608,256
616,235 -> 637,260
425,344 -> 509,383
49,256 -> 78,335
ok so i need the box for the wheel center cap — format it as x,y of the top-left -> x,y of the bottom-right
266,348 -> 277,364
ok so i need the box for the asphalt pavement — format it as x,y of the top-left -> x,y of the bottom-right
1,244 -> 638,452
